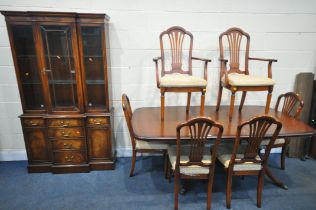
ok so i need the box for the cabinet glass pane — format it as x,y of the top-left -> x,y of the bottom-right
81,26 -> 106,109
40,25 -> 78,111
12,25 -> 45,110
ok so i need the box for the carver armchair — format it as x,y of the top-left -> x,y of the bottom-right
154,26 -> 212,120
216,27 -> 277,120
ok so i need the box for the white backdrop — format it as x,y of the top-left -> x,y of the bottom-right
0,0 -> 316,160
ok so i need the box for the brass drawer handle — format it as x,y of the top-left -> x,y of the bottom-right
65,155 -> 74,162
95,121 -> 101,125
63,143 -> 73,149
59,121 -> 70,127
61,131 -> 70,137
29,121 -> 38,126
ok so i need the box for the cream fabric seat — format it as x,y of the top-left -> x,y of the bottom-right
222,73 -> 275,86
160,73 -> 207,88
218,143 -> 262,171
261,138 -> 285,146
136,140 -> 169,150
168,145 -> 211,175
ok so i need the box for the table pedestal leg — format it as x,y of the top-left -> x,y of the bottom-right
264,167 -> 288,190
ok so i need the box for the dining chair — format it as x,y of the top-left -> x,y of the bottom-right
122,94 -> 169,177
261,92 -> 304,169
153,26 -> 212,120
216,27 -> 278,120
167,116 -> 223,210
217,115 -> 282,208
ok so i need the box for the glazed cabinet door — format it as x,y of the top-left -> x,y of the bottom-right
7,23 -> 46,113
78,24 -> 109,112
38,23 -> 83,113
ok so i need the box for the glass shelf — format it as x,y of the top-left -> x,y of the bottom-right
48,80 -> 77,85
22,81 -> 42,85
86,80 -> 105,85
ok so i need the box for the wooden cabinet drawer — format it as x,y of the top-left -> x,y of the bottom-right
22,119 -> 45,127
47,119 -> 84,127
87,117 -> 110,127
52,139 -> 86,150
48,128 -> 84,139
53,151 -> 87,164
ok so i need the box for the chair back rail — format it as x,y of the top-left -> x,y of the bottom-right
219,27 -> 250,76
275,92 -> 304,119
160,26 -> 193,76
229,115 -> 282,171
176,117 -> 224,171
122,94 -> 136,148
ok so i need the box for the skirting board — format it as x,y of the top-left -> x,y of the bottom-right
0,150 -> 27,161
0,147 -> 281,161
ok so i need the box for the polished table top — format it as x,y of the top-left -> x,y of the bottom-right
132,106 -> 316,141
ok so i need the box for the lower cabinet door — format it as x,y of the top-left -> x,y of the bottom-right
24,128 -> 51,163
87,128 -> 111,160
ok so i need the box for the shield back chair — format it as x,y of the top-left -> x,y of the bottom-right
217,115 -> 282,208
153,26 -> 212,120
122,94 -> 169,177
167,117 -> 223,210
261,92 -> 304,169
216,27 -> 278,120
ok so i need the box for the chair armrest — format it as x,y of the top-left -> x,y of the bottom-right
192,57 -> 212,81
219,58 -> 228,63
219,59 -> 229,84
153,57 -> 161,88
153,57 -> 161,63
192,57 -> 212,63
248,57 -> 277,79
248,57 -> 277,62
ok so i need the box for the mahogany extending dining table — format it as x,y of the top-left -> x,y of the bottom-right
132,106 -> 316,189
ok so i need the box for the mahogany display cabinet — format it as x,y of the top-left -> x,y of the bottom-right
1,11 -> 115,173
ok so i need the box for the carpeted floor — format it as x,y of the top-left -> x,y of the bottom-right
0,155 -> 316,210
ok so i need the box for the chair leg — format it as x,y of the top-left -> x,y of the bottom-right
257,171 -> 264,208
200,89 -> 206,115
161,92 -> 165,120
174,170 -> 180,210
216,85 -> 223,111
130,150 -> 137,177
186,92 -> 191,113
265,90 -> 272,114
207,174 -> 215,210
239,91 -> 247,111
229,91 -> 236,120
226,172 -> 232,209
164,152 -> 168,178
281,140 -> 289,170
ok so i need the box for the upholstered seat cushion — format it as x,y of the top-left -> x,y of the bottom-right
261,138 -> 285,146
168,145 -> 211,175
160,73 -> 207,88
222,73 -> 275,86
217,143 -> 262,171
136,140 -> 168,150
